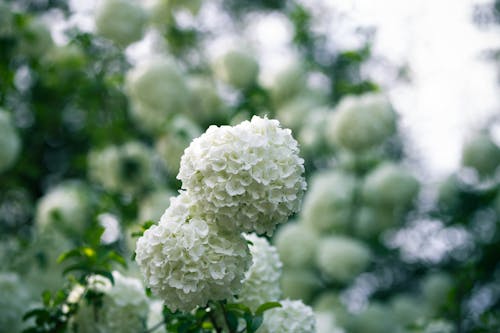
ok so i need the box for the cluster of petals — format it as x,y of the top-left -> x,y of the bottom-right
257,299 -> 316,333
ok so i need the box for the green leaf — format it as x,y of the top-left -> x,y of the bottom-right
226,311 -> 239,332
249,315 -> 263,333
255,301 -> 281,315
22,308 -> 48,321
42,290 -> 51,307
57,249 -> 82,264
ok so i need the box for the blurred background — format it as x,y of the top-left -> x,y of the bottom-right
0,0 -> 499,332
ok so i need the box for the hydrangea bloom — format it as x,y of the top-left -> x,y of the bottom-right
257,299 -> 316,333
73,271 -> 149,333
281,268 -> 320,303
353,206 -> 398,238
0,273 -> 33,332
178,116 -> 306,236
126,58 -> 190,134
325,93 -> 396,152
213,50 -> 259,89
316,236 -> 371,283
275,222 -> 318,268
315,312 -> 345,333
187,76 -> 225,124
297,108 -> 329,158
301,171 -> 357,233
155,115 -> 202,175
35,181 -> 91,235
276,96 -> 321,133
269,64 -> 306,107
461,133 -> 500,177
237,234 -> 282,311
135,192 -> 252,311
0,110 -> 21,173
95,0 -> 147,46
361,162 -> 420,208
88,141 -> 155,194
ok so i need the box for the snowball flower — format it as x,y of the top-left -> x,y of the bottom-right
178,116 -> 306,236
237,234 -> 282,311
461,133 -> 500,177
353,206 -> 398,238
35,181 -> 91,235
269,64 -> 306,107
257,299 -> 316,333
281,268 -> 320,303
0,110 -> 20,173
276,96 -> 321,132
73,271 -> 149,333
316,236 -> 371,283
138,189 -> 176,223
135,192 -> 252,312
325,93 -> 396,152
95,0 -> 147,46
301,171 -> 357,233
297,108 -> 329,157
0,273 -> 33,332
155,115 -> 202,175
88,141 -> 155,194
361,162 -> 420,208
187,76 -> 225,124
213,50 -> 259,89
126,58 -> 190,134
315,312 -> 345,333
274,222 -> 318,268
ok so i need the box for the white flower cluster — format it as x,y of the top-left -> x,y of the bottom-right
0,109 -> 21,173
275,222 -> 318,268
0,273 -> 33,332
35,181 -> 91,235
326,93 -> 396,152
237,234 -> 282,311
301,171 -> 357,233
95,0 -> 147,47
213,50 -> 259,89
135,193 -> 252,312
461,133 -> 500,178
126,58 -> 190,134
257,299 -> 316,333
316,236 -> 371,283
73,271 -> 149,333
88,141 -> 155,194
178,116 -> 306,235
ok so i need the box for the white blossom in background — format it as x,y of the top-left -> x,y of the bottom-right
0,273 -> 33,332
138,189 -> 176,223
301,171 -> 357,233
389,294 -> 428,327
315,312 -> 345,333
281,268 -> 320,303
256,299 -> 316,333
187,76 -> 225,124
361,162 -> 420,209
155,115 -> 202,176
274,222 -> 318,268
18,18 -> 53,57
147,300 -> 166,333
297,108 -> 329,158
126,58 -> 190,134
347,302 -> 396,333
178,116 -> 306,236
325,93 -> 396,152
135,192 -> 252,312
0,2 -> 14,37
94,0 -> 147,46
237,234 -> 282,311
146,0 -> 202,25
73,271 -> 149,333
88,141 -> 155,194
353,205 -> 398,238
276,96 -> 323,133
35,181 -> 91,235
268,64 -> 307,107
316,236 -> 371,283
0,110 -> 21,173
461,132 -> 500,178
213,50 -> 259,90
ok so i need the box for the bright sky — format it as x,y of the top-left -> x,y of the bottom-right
63,0 -> 500,180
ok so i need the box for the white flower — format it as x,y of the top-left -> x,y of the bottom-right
88,141 -> 155,194
316,236 -> 371,283
301,171 -> 357,233
390,294 -> 428,327
147,300 -> 166,332
135,192 -> 252,312
95,0 -> 147,46
276,96 -> 321,133
146,0 -> 202,24
297,108 -> 329,157
0,273 -> 33,332
461,133 -> 500,178
269,64 -> 306,107
257,299 -> 316,333
35,181 -> 91,235
178,116 -> 306,236
74,271 -> 149,333
281,268 -> 320,303
353,206 -> 398,238
237,234 -> 282,311
0,110 -> 21,173
126,58 -> 190,134
347,303 -> 396,333
155,115 -> 202,176
325,93 -> 396,152
138,189 -> 176,223
213,50 -> 259,89
422,320 -> 454,333
274,222 -> 318,268
361,162 -> 420,209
